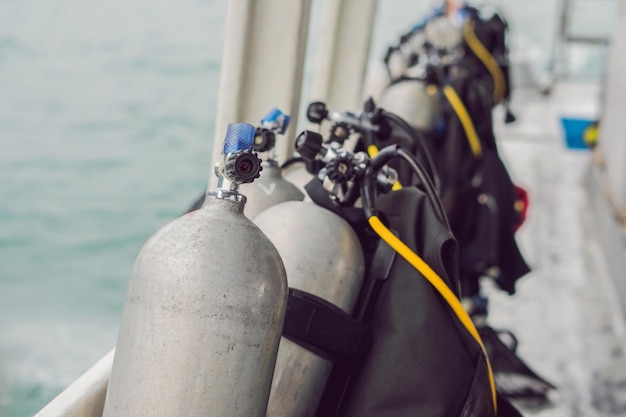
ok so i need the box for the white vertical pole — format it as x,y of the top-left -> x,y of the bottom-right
309,0 -> 379,112
209,0 -> 312,187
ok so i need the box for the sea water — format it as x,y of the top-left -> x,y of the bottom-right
0,0 -> 613,415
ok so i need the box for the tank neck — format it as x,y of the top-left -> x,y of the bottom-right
205,189 -> 246,213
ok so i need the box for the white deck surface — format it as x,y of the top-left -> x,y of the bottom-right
486,80 -> 626,416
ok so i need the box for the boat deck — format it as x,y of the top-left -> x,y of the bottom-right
488,80 -> 626,416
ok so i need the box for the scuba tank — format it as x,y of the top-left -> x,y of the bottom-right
241,160 -> 304,216
281,158 -> 313,196
255,200 -> 365,417
254,130 -> 366,417
378,26 -> 463,132
103,123 -> 288,417
238,108 -> 305,218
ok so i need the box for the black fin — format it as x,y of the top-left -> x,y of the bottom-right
479,325 -> 556,398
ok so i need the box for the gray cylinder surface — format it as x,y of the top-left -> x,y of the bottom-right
254,201 -> 365,417
281,164 -> 313,197
239,163 -> 305,219
378,80 -> 440,131
103,197 -> 288,417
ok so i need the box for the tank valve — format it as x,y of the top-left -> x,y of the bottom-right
255,108 -> 291,161
224,149 -> 262,184
295,130 -> 324,160
328,123 -> 351,144
306,100 -> 391,141
260,107 -> 291,134
326,155 -> 355,184
306,101 -> 328,125
214,123 -> 263,198
253,128 -> 276,153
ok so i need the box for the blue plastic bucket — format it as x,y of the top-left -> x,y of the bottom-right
560,117 -> 596,150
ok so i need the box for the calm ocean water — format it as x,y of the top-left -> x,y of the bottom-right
0,0 -> 613,415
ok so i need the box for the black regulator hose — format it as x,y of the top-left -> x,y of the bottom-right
379,110 -> 441,193
340,181 -> 361,207
280,157 -> 305,170
370,145 -> 447,226
360,165 -> 378,220
395,147 -> 447,226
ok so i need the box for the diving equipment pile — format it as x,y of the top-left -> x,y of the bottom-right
288,111 -> 502,416
375,0 -> 555,401
109,3 -> 554,416
179,102 -> 524,416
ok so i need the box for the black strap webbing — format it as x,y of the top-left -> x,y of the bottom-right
283,288 -> 371,362
304,178 -> 365,229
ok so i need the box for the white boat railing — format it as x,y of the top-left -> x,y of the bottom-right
33,350 -> 114,417
545,0 -> 615,87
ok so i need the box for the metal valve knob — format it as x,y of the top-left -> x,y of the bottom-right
254,128 -> 276,153
326,155 -> 355,184
216,123 -> 263,187
260,108 -> 291,134
295,130 -> 324,161
223,149 -> 263,184
329,123 -> 351,144
306,101 -> 328,125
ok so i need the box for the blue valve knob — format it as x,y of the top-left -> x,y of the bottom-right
223,123 -> 256,155
260,108 -> 291,134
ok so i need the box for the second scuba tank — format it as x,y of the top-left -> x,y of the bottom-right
253,200 -> 365,417
281,160 -> 313,196
103,123 -> 288,417
234,108 -> 304,217
239,160 -> 304,217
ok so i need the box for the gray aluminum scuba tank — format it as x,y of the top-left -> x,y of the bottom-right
377,6 -> 467,131
103,123 -> 288,417
254,131 -> 366,417
232,108 -> 304,218
281,161 -> 313,197
240,160 -> 305,218
255,201 -> 365,417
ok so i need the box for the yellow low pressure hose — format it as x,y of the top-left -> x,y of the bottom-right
368,215 -> 497,412
442,85 -> 483,158
367,144 -> 403,191
463,20 -> 506,104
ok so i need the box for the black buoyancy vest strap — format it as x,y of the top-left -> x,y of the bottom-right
283,288 -> 371,361
304,178 -> 365,230
387,74 -> 426,88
